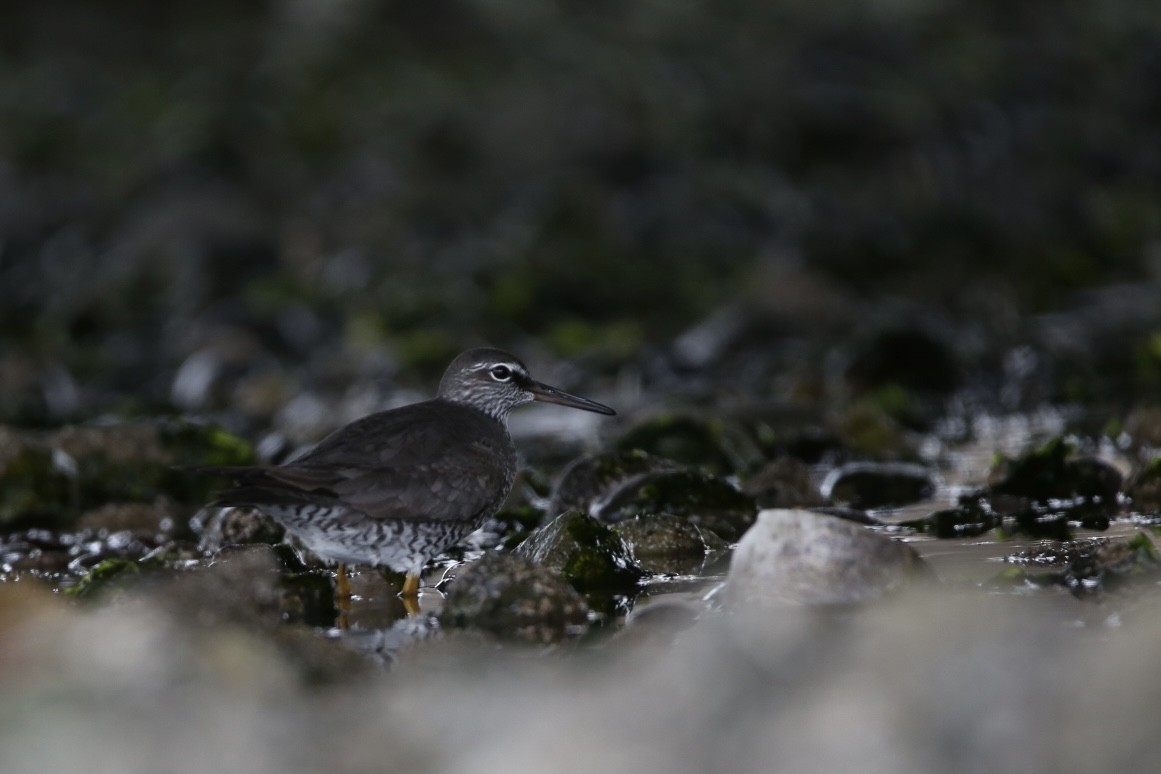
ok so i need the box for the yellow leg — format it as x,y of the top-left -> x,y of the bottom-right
335,562 -> 352,630
335,562 -> 352,600
400,574 -> 421,616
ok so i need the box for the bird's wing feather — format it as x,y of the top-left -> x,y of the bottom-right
200,400 -> 515,525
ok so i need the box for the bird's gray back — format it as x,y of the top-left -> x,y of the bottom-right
261,399 -> 517,526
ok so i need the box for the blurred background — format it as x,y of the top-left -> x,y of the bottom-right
2,0 -> 1160,432
4,9 -> 1161,771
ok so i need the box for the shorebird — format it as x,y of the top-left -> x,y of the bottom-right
194,348 -> 615,608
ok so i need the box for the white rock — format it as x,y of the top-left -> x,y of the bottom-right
725,508 -> 927,606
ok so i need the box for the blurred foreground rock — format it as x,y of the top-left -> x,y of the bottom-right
4,578 -> 1161,774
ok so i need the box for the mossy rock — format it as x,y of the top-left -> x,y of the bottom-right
596,470 -> 758,543
548,450 -> 679,517
440,552 -> 590,643
1000,534 -> 1161,595
613,515 -> 714,575
66,556 -> 165,600
987,436 -> 1122,518
913,498 -> 1000,539
515,510 -> 643,594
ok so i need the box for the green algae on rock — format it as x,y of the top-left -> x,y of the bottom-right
516,510 -> 643,595
66,556 -> 162,600
613,515 -> 718,575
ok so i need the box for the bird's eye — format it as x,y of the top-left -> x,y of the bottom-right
489,365 -> 512,381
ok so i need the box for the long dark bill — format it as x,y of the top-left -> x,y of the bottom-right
528,380 -> 616,415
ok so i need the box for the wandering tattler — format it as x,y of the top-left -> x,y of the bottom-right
194,348 -> 615,604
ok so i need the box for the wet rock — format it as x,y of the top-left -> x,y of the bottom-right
988,436 -> 1121,504
0,529 -> 75,577
742,456 -> 826,509
998,534 -> 1161,596
613,414 -> 742,473
725,509 -> 930,607
66,529 -> 175,578
821,461 -> 937,509
910,494 -> 1000,538
66,556 -> 160,600
596,469 -> 758,543
1,521 -> 183,587
548,450 -> 679,517
516,511 -> 643,594
614,515 -> 715,575
440,552 -> 590,644
986,436 -> 1123,531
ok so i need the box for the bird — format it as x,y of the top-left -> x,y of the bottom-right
193,348 -> 616,607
